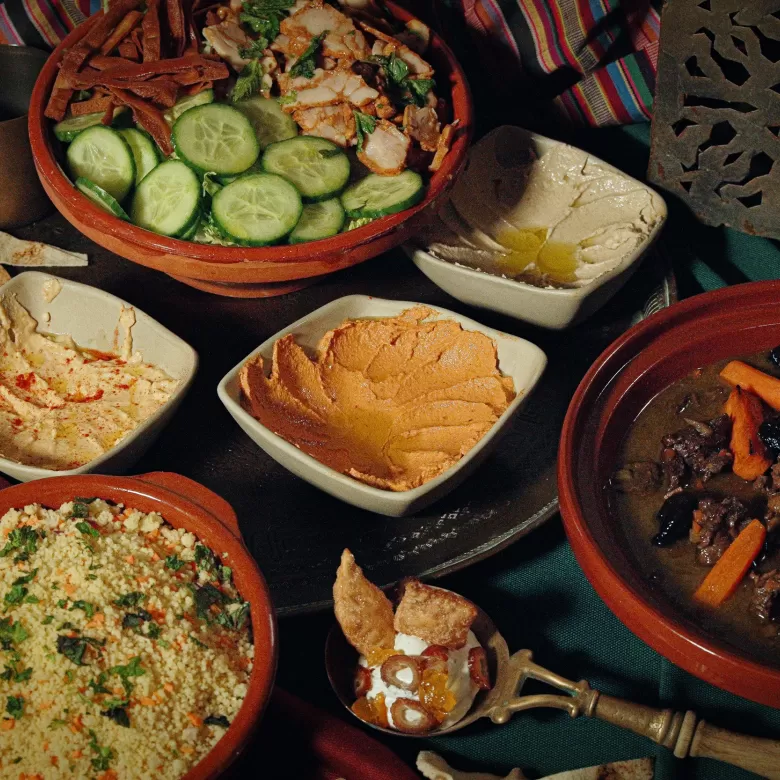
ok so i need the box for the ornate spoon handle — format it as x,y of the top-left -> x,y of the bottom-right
594,694 -> 780,780
487,650 -> 780,779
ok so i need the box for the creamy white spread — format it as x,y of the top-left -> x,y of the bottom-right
422,126 -> 664,288
360,631 -> 481,729
0,294 -> 178,470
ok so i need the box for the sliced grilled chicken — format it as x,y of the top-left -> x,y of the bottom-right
293,104 -> 357,147
281,2 -> 369,61
278,68 -> 379,110
203,20 -> 254,71
358,119 -> 410,175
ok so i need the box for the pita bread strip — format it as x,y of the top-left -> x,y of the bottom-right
0,233 -> 88,267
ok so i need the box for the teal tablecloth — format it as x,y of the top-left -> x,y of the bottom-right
276,124 -> 780,779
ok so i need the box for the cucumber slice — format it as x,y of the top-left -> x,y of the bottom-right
66,126 -> 135,202
340,170 -> 425,219
179,212 -> 202,241
130,160 -> 201,237
53,107 -> 129,142
234,96 -> 298,150
289,199 -> 345,243
212,173 -> 302,245
164,88 -> 215,125
118,128 -> 160,185
261,136 -> 350,202
172,103 -> 259,175
75,177 -> 129,220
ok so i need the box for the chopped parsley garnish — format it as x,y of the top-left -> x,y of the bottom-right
219,566 -> 233,584
76,521 -> 99,538
1,665 -> 31,683
56,634 -> 104,666
189,583 -> 228,620
145,623 -> 162,640
114,592 -> 145,608
69,601 -> 96,619
101,706 -> 130,728
238,38 -> 267,59
194,543 -> 216,572
42,615 -> 54,625
157,639 -> 171,649
88,728 -> 114,771
71,502 -> 90,519
0,616 -> 28,649
0,526 -> 39,560
109,656 -> 145,695
122,609 -> 152,630
239,0 -> 293,49
204,714 -> 230,727
4,585 -> 28,606
89,673 -> 111,695
164,555 -> 186,571
6,695 -> 23,719
289,30 -> 326,79
216,601 -> 251,631
12,568 -> 38,586
56,599 -> 68,609
354,110 -> 377,152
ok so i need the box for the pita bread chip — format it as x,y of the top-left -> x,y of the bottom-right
333,549 -> 395,656
0,232 -> 88,267
0,266 -> 11,285
416,752 -> 654,780
394,580 -> 477,649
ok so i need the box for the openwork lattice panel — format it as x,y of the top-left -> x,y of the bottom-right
649,0 -> 780,238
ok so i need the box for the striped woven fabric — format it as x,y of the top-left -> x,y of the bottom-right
0,0 -> 660,127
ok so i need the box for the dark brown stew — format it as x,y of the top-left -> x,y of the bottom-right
609,347 -> 780,665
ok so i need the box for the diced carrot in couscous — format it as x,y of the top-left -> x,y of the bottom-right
0,499 -> 253,779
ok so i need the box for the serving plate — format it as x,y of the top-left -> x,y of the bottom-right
11,211 -> 675,615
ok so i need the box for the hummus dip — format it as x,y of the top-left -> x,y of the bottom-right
239,307 -> 516,491
421,126 -> 664,288
0,294 -> 178,470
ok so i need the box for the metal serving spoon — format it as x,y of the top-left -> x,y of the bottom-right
326,606 -> 780,779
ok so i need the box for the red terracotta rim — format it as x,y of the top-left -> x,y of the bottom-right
0,473 -> 278,778
558,281 -> 780,708
28,2 -> 472,268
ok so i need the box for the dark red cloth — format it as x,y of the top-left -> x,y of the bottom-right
247,689 -> 418,780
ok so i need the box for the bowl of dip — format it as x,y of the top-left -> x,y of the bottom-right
407,126 -> 667,330
217,296 -> 546,517
0,271 -> 197,481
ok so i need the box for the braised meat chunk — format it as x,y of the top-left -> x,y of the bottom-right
694,496 -> 751,566
661,414 -> 733,490
749,570 -> 780,624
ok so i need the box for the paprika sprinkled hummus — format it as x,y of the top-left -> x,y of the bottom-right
0,294 -> 178,470
239,307 -> 516,491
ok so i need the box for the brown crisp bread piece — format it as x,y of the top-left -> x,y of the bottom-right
394,580 -> 477,649
333,549 -> 395,656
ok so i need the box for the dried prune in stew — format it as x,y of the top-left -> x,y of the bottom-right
759,419 -> 780,455
769,345 -> 780,371
652,492 -> 699,547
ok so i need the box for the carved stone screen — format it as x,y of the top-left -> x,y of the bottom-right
648,0 -> 780,238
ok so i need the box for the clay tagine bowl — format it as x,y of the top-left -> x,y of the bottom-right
0,471 -> 277,779
27,2 -> 472,299
558,280 -> 780,708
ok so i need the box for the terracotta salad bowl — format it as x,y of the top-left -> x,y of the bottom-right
558,281 -> 780,708
0,471 -> 277,779
27,2 -> 472,298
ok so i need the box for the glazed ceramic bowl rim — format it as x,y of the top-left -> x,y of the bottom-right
558,280 -> 780,705
407,128 -> 668,302
0,271 -> 198,479
0,472 -> 277,780
217,294 -> 547,508
27,1 -> 472,269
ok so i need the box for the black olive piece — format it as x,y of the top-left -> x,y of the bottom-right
652,492 -> 700,547
770,345 -> 780,370
758,419 -> 780,455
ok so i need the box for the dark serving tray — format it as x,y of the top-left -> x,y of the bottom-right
14,215 -> 675,615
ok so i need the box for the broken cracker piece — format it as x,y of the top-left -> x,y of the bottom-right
334,549 -> 395,656
0,232 -> 88,267
0,267 -> 11,285
394,580 -> 477,649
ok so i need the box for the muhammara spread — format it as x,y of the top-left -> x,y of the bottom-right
239,307 -> 516,491
0,294 -> 178,470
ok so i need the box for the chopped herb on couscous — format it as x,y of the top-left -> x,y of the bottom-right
0,499 -> 253,779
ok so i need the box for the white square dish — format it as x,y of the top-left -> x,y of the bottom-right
217,295 -> 547,517
407,129 -> 667,330
0,271 -> 198,482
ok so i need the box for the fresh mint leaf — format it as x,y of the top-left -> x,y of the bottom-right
109,656 -> 145,695
164,555 -> 186,571
189,583 -> 227,621
0,617 -> 28,647
216,601 -> 250,631
289,31 -> 326,79
76,522 -> 99,538
4,585 -> 28,606
12,569 -> 38,586
88,729 -> 114,771
230,59 -> 265,103
101,706 -> 130,728
0,527 -> 39,559
6,695 -> 23,719
353,110 -> 377,152
89,673 -> 111,695
69,601 -> 96,619
56,634 -> 103,666
407,77 -> 435,107
194,543 -> 216,572
114,592 -> 145,608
